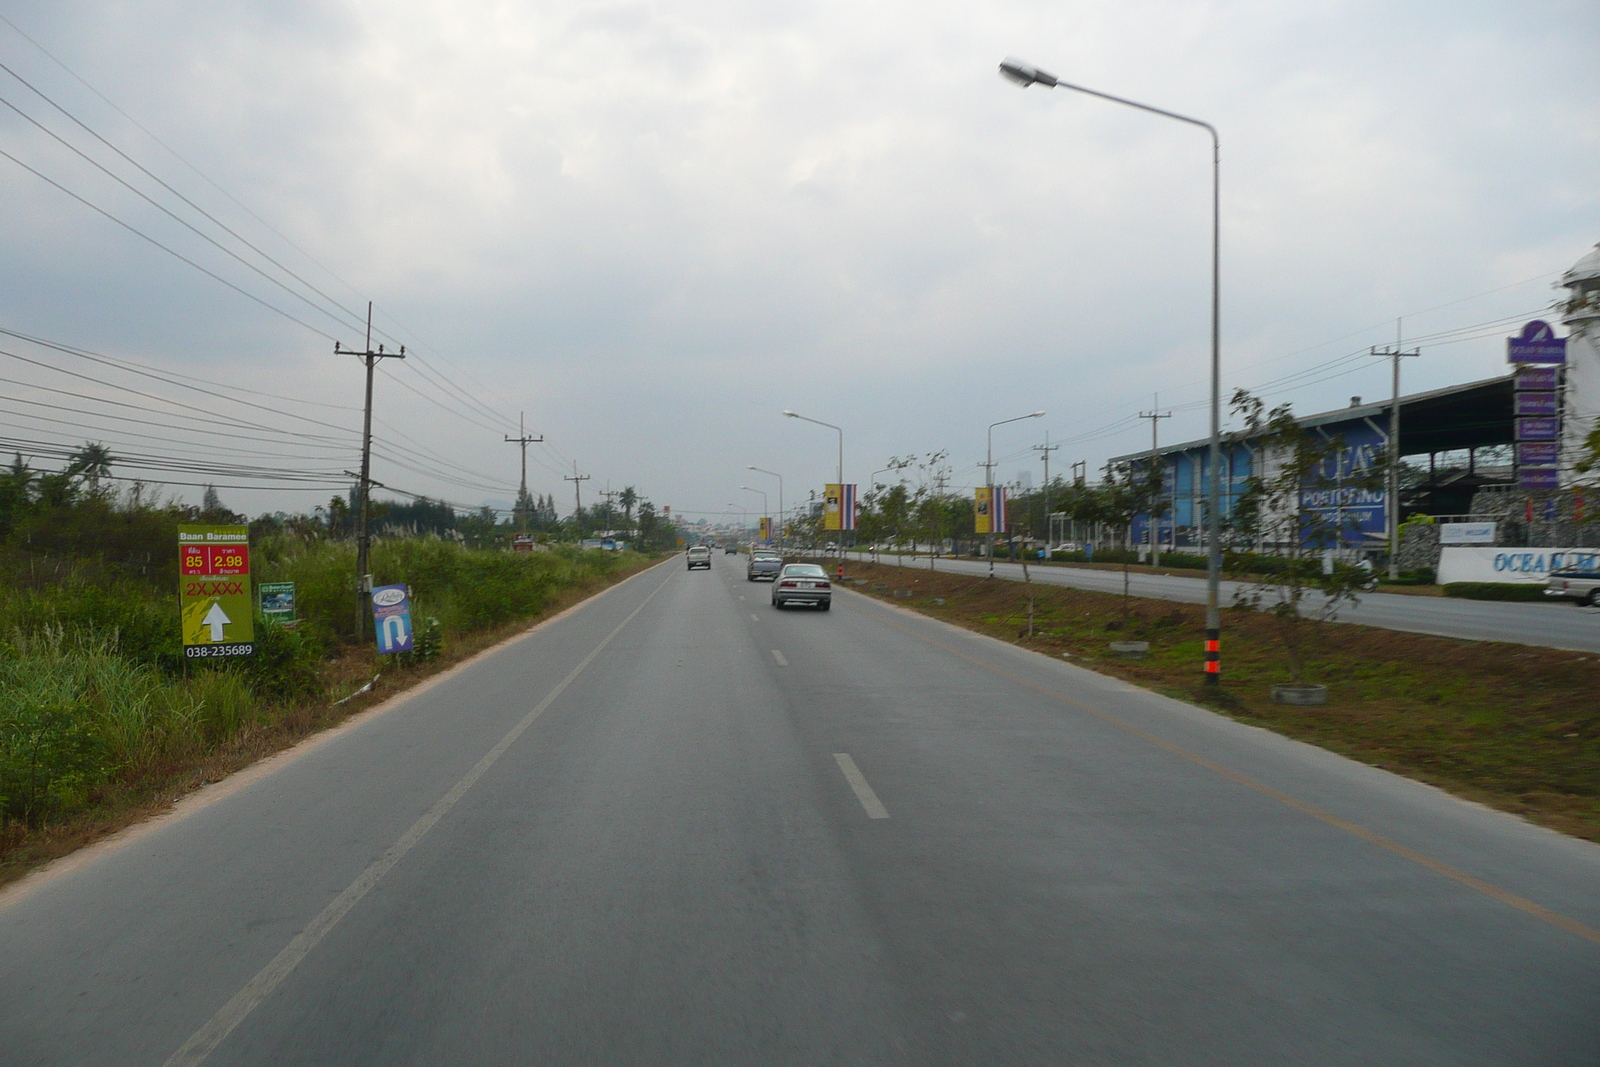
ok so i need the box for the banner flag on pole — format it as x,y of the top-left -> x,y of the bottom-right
825,484 -> 858,531
994,486 -> 1007,532
974,487 -> 994,534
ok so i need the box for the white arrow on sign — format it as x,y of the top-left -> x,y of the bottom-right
202,601 -> 231,642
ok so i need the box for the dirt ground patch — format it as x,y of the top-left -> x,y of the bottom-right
840,561 -> 1600,842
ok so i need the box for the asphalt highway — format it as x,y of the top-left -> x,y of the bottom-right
870,551 -> 1600,653
2,557 -> 1597,1065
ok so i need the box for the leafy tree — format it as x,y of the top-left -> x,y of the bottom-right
619,486 -> 638,530
1226,389 -> 1385,684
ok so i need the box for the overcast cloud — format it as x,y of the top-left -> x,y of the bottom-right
0,0 -> 1596,520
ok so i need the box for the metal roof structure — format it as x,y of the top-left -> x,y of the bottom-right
1111,373 -> 1514,464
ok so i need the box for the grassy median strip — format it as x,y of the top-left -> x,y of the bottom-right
842,561 -> 1599,843
0,543 -> 658,890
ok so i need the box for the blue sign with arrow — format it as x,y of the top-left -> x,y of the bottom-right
371,584 -> 414,655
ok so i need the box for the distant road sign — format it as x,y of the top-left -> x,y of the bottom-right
179,525 -> 254,658
371,584 -> 414,655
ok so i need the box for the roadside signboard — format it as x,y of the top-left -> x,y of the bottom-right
759,517 -> 772,541
1518,442 -> 1559,465
1438,522 -> 1496,545
1516,417 -> 1561,441
1515,391 -> 1559,417
371,584 -> 414,655
1506,320 -> 1566,364
259,582 -> 297,628
1520,467 -> 1560,490
179,525 -> 254,659
1515,366 -> 1559,391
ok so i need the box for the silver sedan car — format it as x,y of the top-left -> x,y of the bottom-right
771,563 -> 832,610
747,552 -> 784,582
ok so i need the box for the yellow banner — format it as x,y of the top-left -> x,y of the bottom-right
974,487 -> 995,534
759,517 -> 772,540
824,484 -> 842,531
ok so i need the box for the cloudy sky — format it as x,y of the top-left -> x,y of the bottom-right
0,0 -> 1596,523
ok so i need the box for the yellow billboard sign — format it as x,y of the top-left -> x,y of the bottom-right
179,525 -> 255,659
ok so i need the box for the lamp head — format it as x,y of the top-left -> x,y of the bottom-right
782,410 -> 797,418
1031,410 -> 1046,418
998,58 -> 1058,89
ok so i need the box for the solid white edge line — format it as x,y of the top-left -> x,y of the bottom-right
832,753 -> 890,820
160,568 -> 677,1067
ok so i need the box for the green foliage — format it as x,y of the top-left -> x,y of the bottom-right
1225,390 -> 1388,683
1442,582 -> 1550,601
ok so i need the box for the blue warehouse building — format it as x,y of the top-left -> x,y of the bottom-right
1110,374 -> 1516,553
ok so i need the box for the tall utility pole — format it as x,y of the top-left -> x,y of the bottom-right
563,463 -> 591,521
1137,398 -> 1172,567
1033,435 -> 1060,549
1371,321 -> 1421,580
504,411 -> 544,534
334,302 -> 404,635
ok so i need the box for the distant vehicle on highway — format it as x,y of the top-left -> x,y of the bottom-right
686,545 -> 711,571
772,563 -> 831,610
1545,568 -> 1600,605
747,551 -> 783,582
725,544 -> 738,554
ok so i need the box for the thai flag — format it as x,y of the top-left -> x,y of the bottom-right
840,483 -> 857,530
993,486 -> 1007,531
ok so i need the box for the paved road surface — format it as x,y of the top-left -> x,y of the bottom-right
867,551 -> 1600,653
3,557 -> 1596,1065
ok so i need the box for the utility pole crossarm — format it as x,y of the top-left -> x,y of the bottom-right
504,411 -> 544,534
335,301 -> 405,639
1370,332 -> 1422,580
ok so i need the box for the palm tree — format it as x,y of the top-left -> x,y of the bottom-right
69,442 -> 114,494
619,486 -> 638,531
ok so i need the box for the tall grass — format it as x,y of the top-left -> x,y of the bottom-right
0,537 -> 639,830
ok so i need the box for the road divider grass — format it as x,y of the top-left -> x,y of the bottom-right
840,561 -> 1599,842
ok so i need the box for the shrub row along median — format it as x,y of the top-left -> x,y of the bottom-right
838,561 -> 1599,843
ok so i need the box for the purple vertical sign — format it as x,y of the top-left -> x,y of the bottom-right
1515,391 -> 1559,416
1516,417 -> 1561,441
1507,320 -> 1567,364
1518,442 -> 1559,465
1515,366 -> 1559,391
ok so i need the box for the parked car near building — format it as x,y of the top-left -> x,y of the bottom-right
1545,568 -> 1600,605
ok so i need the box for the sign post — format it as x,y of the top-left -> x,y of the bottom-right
371,584 -> 415,655
1508,321 -> 1567,491
179,525 -> 255,659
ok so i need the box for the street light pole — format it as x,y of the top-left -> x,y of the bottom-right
783,410 -> 845,548
740,485 -> 768,541
999,56 -> 1223,685
747,466 -> 784,549
986,411 -> 1046,578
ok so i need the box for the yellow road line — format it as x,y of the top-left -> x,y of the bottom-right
848,592 -> 1600,948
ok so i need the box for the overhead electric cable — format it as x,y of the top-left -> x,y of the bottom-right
0,147 -> 336,339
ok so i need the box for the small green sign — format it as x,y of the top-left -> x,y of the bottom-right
260,582 -> 297,627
